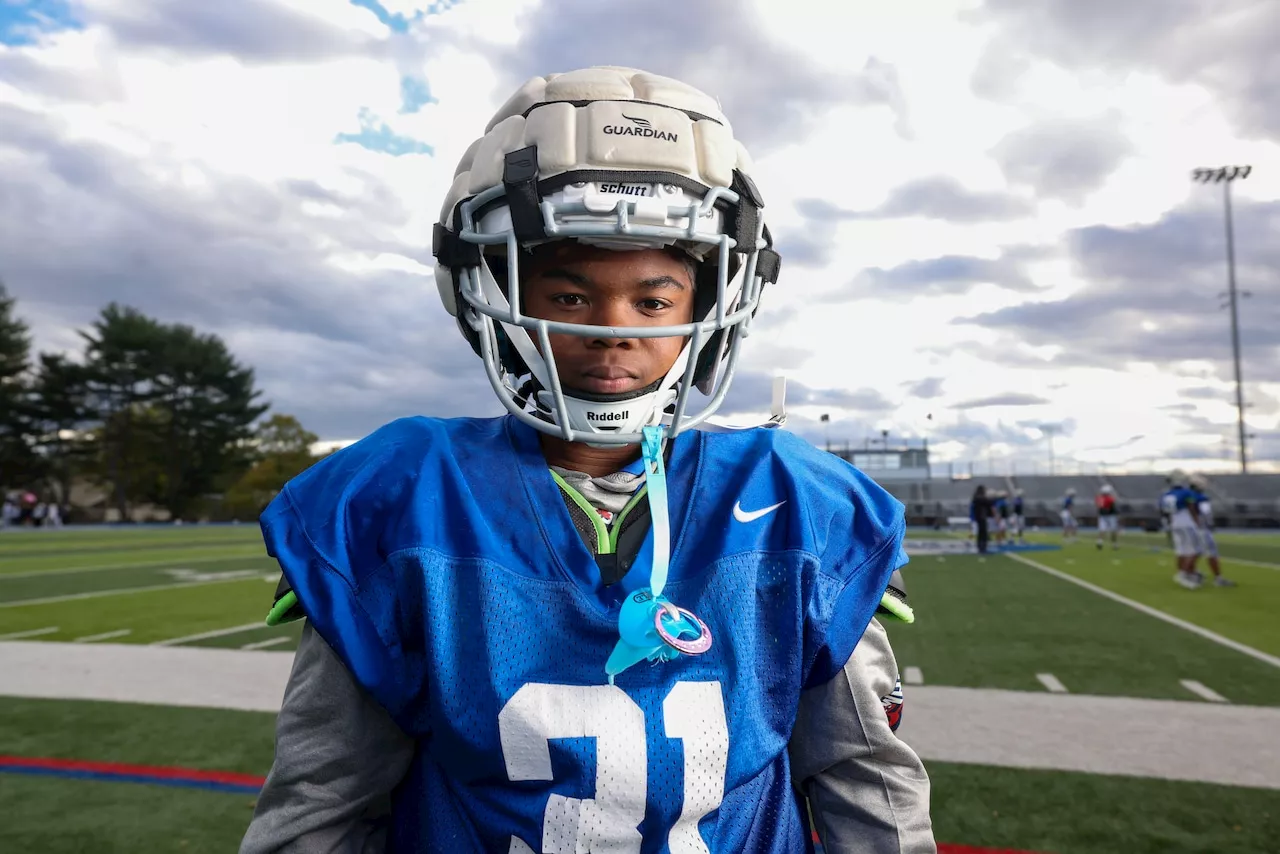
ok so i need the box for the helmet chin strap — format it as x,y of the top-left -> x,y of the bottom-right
533,378 -> 676,444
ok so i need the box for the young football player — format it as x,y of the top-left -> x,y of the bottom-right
240,67 -> 935,853
1163,471 -> 1203,589
1158,475 -> 1173,547
1189,474 -> 1235,588
992,491 -> 1009,548
1060,488 -> 1078,542
1011,488 -> 1026,545
1095,484 -> 1119,550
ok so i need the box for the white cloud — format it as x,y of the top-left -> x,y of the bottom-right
1,0 -> 1277,473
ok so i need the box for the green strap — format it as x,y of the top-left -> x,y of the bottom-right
550,470 -> 610,553
265,590 -> 302,626
877,592 -> 915,624
608,485 -> 649,552
550,470 -> 650,556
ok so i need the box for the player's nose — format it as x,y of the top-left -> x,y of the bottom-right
584,299 -> 637,347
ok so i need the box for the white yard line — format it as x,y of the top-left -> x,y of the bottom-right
1181,679 -> 1228,703
1036,673 -> 1069,693
0,551 -> 267,580
1224,556 -> 1280,572
73,629 -> 132,643
904,666 -> 924,685
152,622 -> 267,647
0,626 -> 58,640
241,636 -> 292,651
0,574 -> 265,609
1006,552 -> 1280,670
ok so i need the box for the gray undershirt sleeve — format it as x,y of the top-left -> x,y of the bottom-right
789,619 -> 937,854
239,621 -> 416,854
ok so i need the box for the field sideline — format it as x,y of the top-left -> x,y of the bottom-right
1,524 -> 1279,852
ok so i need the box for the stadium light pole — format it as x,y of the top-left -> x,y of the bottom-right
1192,164 -> 1252,474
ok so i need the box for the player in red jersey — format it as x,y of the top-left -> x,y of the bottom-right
1095,484 -> 1119,550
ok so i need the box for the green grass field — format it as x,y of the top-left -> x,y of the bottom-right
0,525 -> 303,650
885,537 -> 1280,706
2,524 -> 1279,853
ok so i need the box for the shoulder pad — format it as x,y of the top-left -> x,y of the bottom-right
265,573 -> 306,626
876,568 -> 915,623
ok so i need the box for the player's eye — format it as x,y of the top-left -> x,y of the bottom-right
638,299 -> 671,312
551,294 -> 586,307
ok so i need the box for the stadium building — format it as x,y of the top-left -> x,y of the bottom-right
830,439 -> 1280,530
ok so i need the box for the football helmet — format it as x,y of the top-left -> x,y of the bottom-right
432,66 -> 781,445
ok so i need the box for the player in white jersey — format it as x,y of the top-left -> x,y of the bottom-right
1060,488 -> 1078,542
1162,471 -> 1203,589
1158,475 -> 1173,547
1189,474 -> 1235,588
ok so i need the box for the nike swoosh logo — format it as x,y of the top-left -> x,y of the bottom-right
733,500 -> 786,523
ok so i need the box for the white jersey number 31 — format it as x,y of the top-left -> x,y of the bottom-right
498,681 -> 729,853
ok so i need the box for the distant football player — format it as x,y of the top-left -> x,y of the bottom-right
970,484 -> 991,554
1095,484 -> 1119,550
1158,474 -> 1173,547
1163,471 -> 1203,589
1011,488 -> 1026,545
1189,474 -> 1236,588
240,67 -> 935,853
992,491 -> 1009,548
1061,488 -> 1078,542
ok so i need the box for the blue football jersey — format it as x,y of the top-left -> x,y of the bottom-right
1162,487 -> 1197,515
260,414 -> 907,853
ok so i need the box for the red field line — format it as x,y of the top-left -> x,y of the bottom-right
0,755 -> 267,786
4,757 -> 1045,852
815,831 -> 1043,854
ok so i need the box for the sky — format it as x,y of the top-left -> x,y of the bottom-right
1,0 -> 1278,475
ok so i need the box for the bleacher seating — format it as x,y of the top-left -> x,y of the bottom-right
918,478 -> 1008,502
1104,475 -> 1169,502
1206,474 -> 1280,501
1011,475 -> 1107,502
859,469 -> 1280,529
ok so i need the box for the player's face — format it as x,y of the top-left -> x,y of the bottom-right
522,243 -> 696,396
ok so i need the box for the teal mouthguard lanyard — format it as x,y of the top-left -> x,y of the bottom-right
605,425 -> 712,684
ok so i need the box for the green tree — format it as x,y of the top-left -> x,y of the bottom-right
0,283 -> 27,391
79,304 -> 167,520
79,304 -> 269,521
253,413 -> 318,458
220,414 -> 320,520
24,353 -> 93,508
0,283 -> 36,489
150,322 -> 269,519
